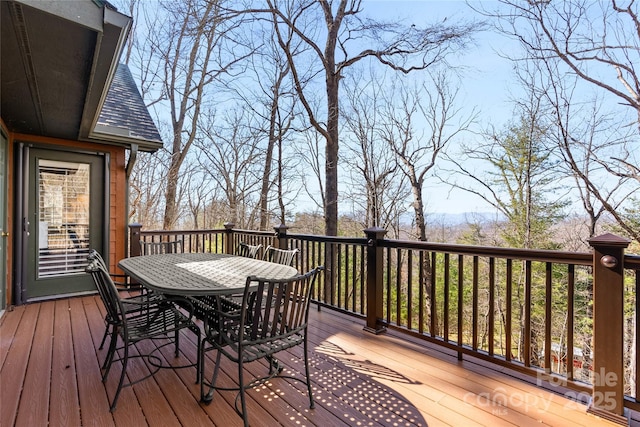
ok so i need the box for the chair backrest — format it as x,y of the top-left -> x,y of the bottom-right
236,242 -> 262,259
86,250 -> 124,324
140,240 -> 181,255
262,245 -> 299,266
240,266 -> 323,343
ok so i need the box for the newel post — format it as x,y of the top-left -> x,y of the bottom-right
364,227 -> 387,335
129,223 -> 142,257
274,224 -> 289,249
588,233 -> 631,425
224,222 -> 235,254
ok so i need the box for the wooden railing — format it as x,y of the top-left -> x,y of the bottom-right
128,223 -> 638,425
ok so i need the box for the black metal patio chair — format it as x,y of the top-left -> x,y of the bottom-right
198,266 -> 323,426
262,245 -> 299,266
86,249 -> 201,411
236,242 -> 262,259
90,251 -> 164,350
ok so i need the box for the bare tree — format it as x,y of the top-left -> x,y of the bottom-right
381,72 -> 475,242
482,0 -> 640,128
185,170 -> 216,228
225,25 -> 304,229
341,71 -> 408,233
131,0 -> 252,229
196,108 -> 264,228
374,72 -> 475,332
541,65 -> 637,241
296,128 -> 326,213
128,150 -> 169,228
260,0 -> 480,236
479,0 -> 640,241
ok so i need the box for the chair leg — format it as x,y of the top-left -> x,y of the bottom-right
201,347 -> 222,403
198,341 -> 206,398
266,355 -> 284,375
304,338 -> 315,409
102,330 -> 119,377
98,325 -> 110,350
238,358 -> 249,427
193,325 -> 201,384
110,342 -> 129,412
174,326 -> 180,357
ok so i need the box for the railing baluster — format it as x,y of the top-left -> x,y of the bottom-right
489,257 -> 495,356
444,253 -> 450,342
431,251 -> 437,336
636,268 -> 639,402
506,258 -> 512,362
359,244 -> 365,315
457,254 -> 464,360
345,244 -> 350,311
385,247 -> 391,324
419,250 -> 424,335
407,250 -> 413,331
337,243 -> 342,309
396,248 -> 401,327
544,262 -> 552,373
472,256 -> 479,351
524,260 -> 532,367
567,263 -> 575,381
350,244 -> 355,313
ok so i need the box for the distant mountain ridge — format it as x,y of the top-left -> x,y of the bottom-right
425,211 -> 504,225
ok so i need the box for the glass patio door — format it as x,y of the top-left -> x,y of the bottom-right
23,147 -> 106,300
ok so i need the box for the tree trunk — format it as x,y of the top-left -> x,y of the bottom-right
259,100 -> 277,230
324,54 -> 339,236
163,133 -> 184,230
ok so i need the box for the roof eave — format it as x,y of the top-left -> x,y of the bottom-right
88,124 -> 163,152
78,6 -> 132,142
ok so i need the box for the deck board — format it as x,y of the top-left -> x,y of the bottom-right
0,295 -> 629,427
49,299 -> 82,427
1,303 -> 37,427
16,300 -> 53,427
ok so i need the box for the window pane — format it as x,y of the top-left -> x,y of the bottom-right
38,160 -> 91,278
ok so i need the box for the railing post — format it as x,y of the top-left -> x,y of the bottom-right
274,224 -> 289,249
224,222 -> 235,254
588,233 -> 631,425
364,227 -> 387,335
129,223 -> 142,257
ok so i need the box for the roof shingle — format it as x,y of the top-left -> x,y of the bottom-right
96,63 -> 162,144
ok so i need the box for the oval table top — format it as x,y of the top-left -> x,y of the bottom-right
118,253 -> 298,296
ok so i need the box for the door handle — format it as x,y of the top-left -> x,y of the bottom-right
1,232 -> 8,237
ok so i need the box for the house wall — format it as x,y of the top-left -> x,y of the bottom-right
7,132 -> 128,302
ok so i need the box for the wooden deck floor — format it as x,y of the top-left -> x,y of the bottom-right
0,294 -> 630,427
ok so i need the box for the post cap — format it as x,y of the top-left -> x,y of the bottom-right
588,233 -> 631,248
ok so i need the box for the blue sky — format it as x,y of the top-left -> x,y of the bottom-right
351,1 -> 519,215
364,0 -> 517,124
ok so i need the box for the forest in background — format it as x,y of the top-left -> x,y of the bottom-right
113,0 -> 639,251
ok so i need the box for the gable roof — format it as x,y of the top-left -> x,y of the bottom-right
0,0 -> 162,152
92,63 -> 163,149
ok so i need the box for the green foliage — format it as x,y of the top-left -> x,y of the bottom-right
485,117 -> 568,249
